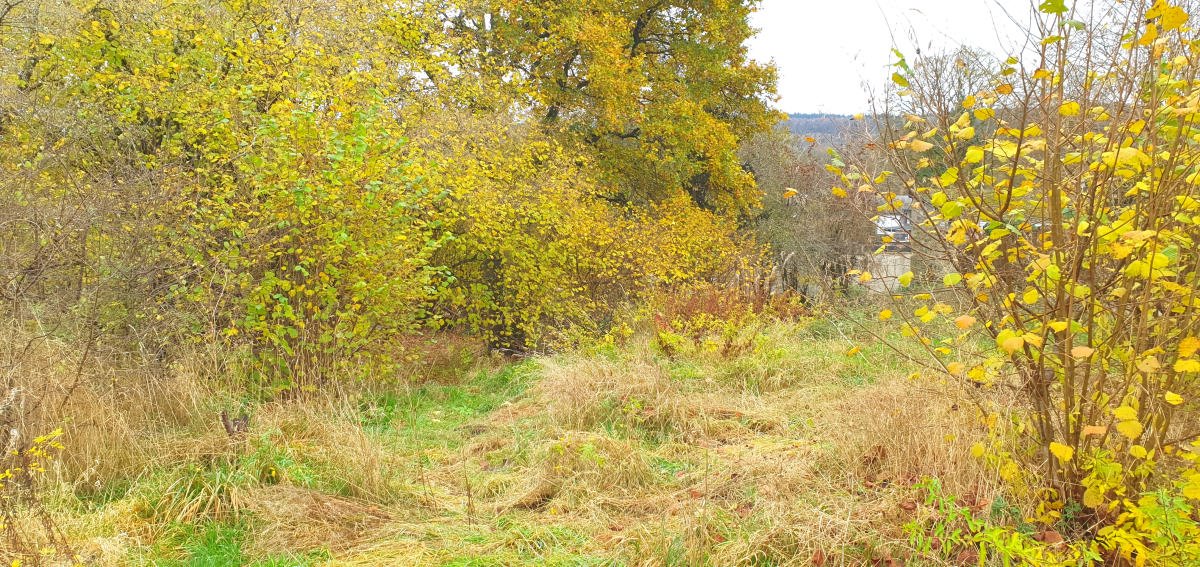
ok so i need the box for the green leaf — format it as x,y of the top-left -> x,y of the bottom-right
1038,0 -> 1068,15
941,201 -> 963,219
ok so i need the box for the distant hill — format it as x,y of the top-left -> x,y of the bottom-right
779,113 -> 865,149
784,113 -> 853,137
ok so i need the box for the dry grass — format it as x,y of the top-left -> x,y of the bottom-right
244,484 -> 391,557
2,319 -> 1016,565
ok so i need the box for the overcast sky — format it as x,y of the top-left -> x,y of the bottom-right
747,0 -> 1033,115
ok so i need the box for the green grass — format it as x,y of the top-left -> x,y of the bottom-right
360,362 -> 535,441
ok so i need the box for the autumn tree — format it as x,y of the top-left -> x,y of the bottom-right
449,0 -> 779,215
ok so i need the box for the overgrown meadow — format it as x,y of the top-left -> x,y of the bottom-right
2,0 -> 1200,565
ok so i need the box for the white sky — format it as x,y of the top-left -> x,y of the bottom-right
747,0 -> 1034,115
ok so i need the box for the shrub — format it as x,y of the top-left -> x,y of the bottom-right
835,0 -> 1200,562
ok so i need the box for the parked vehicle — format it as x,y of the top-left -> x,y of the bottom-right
876,214 -> 912,252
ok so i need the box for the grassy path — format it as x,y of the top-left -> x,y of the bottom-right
47,322 -> 992,566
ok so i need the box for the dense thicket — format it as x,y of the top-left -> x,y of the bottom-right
0,0 -> 777,381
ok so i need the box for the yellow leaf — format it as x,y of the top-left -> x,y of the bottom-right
898,271 -> 914,287
954,315 -> 976,330
1001,336 -> 1024,355
1136,356 -> 1161,373
1049,442 -> 1074,463
943,273 -> 963,286
1058,101 -> 1080,116
782,188 -> 798,198
970,442 -> 985,458
1082,486 -> 1105,508
1114,406 -> 1138,421
1048,321 -> 1069,333
1183,474 -> 1200,500
1129,445 -> 1148,459
878,309 -> 893,321
1164,391 -> 1184,405
1116,419 -> 1143,440
964,146 -> 984,164
1173,359 -> 1200,373
1022,288 -> 1040,305
1138,22 -> 1160,45
962,95 -> 976,109
1071,346 -> 1095,358
831,187 -> 848,198
1179,336 -> 1200,357
909,139 -> 934,152
845,346 -> 862,357
1157,2 -> 1189,30
954,126 -> 975,140
996,83 -> 1014,95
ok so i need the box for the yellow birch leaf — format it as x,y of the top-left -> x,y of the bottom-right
1164,391 -> 1184,405
1071,346 -> 1095,358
